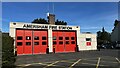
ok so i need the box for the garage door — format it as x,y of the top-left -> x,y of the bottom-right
33,30 -> 48,54
52,31 -> 65,52
16,29 -> 48,55
16,30 -> 24,54
52,31 -> 76,53
65,31 -> 76,52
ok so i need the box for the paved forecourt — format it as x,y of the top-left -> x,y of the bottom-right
15,49 -> 120,68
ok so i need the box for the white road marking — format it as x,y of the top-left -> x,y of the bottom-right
43,61 -> 59,68
96,57 -> 101,68
69,59 -> 81,68
17,62 -> 48,67
115,58 -> 120,63
24,64 -> 31,66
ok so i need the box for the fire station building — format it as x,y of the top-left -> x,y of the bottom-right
9,14 -> 97,55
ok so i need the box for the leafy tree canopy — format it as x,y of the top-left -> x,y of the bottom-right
32,18 -> 48,24
114,20 -> 119,27
32,18 -> 67,25
97,27 -> 111,45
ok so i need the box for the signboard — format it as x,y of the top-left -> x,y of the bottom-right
23,24 -> 72,30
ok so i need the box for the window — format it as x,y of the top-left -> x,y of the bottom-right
26,42 -> 31,45
34,36 -> 39,40
53,36 -> 56,40
17,42 -> 22,46
86,38 -> 91,41
34,42 -> 39,45
71,41 -> 75,44
59,41 -> 63,45
65,37 -> 69,40
42,42 -> 46,45
66,41 -> 69,44
17,36 -> 22,40
42,36 -> 46,40
26,36 -> 31,40
53,41 -> 57,45
71,37 -> 75,40
59,37 -> 63,40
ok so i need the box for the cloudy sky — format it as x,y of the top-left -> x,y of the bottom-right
2,2 -> 118,33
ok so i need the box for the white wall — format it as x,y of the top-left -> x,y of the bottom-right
79,33 -> 97,51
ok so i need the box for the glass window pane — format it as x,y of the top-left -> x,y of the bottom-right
86,38 -> 91,41
66,41 -> 69,44
17,42 -> 22,46
42,36 -> 46,40
34,36 -> 39,40
53,36 -> 56,40
17,36 -> 22,40
34,42 -> 39,45
26,42 -> 31,45
26,36 -> 31,40
59,37 -> 63,40
42,42 -> 46,45
65,37 -> 69,40
71,41 -> 75,44
71,37 -> 75,40
59,41 -> 63,45
53,41 -> 57,45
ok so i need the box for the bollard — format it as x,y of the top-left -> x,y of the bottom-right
15,47 -> 17,56
46,46 -> 49,54
53,46 -> 55,53
76,45 -> 79,52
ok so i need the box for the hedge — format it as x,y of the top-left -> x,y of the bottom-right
2,33 -> 16,68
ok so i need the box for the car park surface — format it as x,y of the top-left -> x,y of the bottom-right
15,49 -> 119,68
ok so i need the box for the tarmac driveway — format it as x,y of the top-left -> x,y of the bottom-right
15,49 -> 120,68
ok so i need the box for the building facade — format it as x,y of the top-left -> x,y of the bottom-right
9,22 -> 97,55
9,14 -> 97,55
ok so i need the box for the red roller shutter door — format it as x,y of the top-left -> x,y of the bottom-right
52,31 -> 59,52
40,31 -> 48,53
33,30 -> 41,54
16,30 -> 24,55
57,31 -> 65,52
33,30 -> 48,54
24,30 -> 32,54
52,31 -> 76,53
65,31 -> 76,52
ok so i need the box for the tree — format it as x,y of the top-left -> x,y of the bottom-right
55,19 -> 67,25
114,20 -> 119,27
2,33 -> 16,68
32,18 -> 48,24
112,20 -> 119,32
97,27 -> 111,45
31,18 -> 67,25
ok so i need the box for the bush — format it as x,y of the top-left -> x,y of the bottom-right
2,33 -> 16,68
